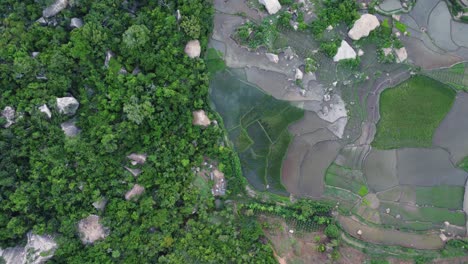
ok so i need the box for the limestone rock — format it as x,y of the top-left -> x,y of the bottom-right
127,153 -> 147,165
326,25 -> 333,31
383,47 -> 393,56
192,110 -> 211,127
125,166 -> 142,177
295,68 -> 303,80
39,104 -> 52,119
1,106 -> 15,128
0,232 -> 57,264
358,49 -> 364,56
78,215 -> 108,244
394,47 -> 407,63
357,229 -> 363,235
125,184 -> 145,200
333,40 -> 356,62
56,97 -> 79,115
36,17 -> 47,25
265,53 -> 279,63
104,50 -> 114,68
439,233 -> 448,242
42,0 -> 68,18
70,17 -> 83,28
184,40 -> 201,58
32,52 -> 40,58
348,14 -> 380,40
61,120 -> 80,137
92,198 -> 107,211
283,47 -> 296,60
259,0 -> 282,15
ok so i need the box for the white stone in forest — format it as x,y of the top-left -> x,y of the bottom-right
43,0 -> 68,18
265,53 -> 279,63
192,110 -> 211,127
78,215 -> 108,244
259,0 -> 282,15
56,97 -> 79,115
70,17 -> 83,28
125,184 -> 145,200
394,47 -> 408,63
295,68 -> 303,80
184,40 -> 201,58
348,14 -> 380,40
333,40 -> 356,62
39,104 -> 52,119
1,106 -> 15,128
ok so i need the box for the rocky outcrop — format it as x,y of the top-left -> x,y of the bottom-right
192,110 -> 211,127
184,40 -> 201,58
265,53 -> 279,63
104,50 -> 114,68
259,0 -> 282,15
61,120 -> 80,137
70,18 -> 83,28
125,184 -> 145,200
42,0 -> 68,18
78,215 -> 108,244
125,166 -> 142,177
295,68 -> 303,80
394,47 -> 408,63
56,97 -> 79,115
0,233 -> 57,264
127,153 -> 147,165
383,47 -> 393,56
92,198 -> 107,211
39,104 -> 52,119
333,40 -> 356,62
1,106 -> 15,128
348,14 -> 380,40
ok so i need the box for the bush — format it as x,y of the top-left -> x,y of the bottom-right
324,224 -> 340,239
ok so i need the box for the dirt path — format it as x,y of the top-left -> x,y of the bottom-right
338,215 -> 444,250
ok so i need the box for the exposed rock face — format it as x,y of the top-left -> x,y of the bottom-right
78,215 -> 107,244
184,40 -> 201,58
56,97 -> 79,115
1,106 -> 15,128
259,0 -> 282,15
0,233 -> 57,264
125,166 -> 142,177
42,0 -> 68,18
39,104 -> 52,119
125,184 -> 145,200
348,14 -> 380,40
127,153 -> 147,165
394,47 -> 408,63
92,198 -> 107,211
104,50 -> 114,68
211,169 -> 226,196
192,110 -> 211,127
265,53 -> 279,63
333,40 -> 356,62
61,120 -> 80,137
70,18 -> 83,28
295,68 -> 303,80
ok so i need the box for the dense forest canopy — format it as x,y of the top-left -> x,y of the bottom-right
0,0 -> 277,262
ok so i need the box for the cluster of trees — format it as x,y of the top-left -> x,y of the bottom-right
0,0 -> 276,262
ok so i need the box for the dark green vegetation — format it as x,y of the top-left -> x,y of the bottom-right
310,0 -> 360,38
0,1 -> 281,262
459,156 -> 468,171
235,20 -> 278,50
415,186 -> 464,209
210,70 -> 304,195
373,75 -> 456,149
205,48 -> 226,74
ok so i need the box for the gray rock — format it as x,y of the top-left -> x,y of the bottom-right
39,104 -> 52,119
125,166 -> 142,177
185,40 -> 201,58
295,68 -> 303,80
36,17 -> 47,25
32,52 -> 40,58
92,198 -> 107,211
104,50 -> 114,68
265,53 -> 279,63
348,14 -> 380,40
127,153 -> 147,165
70,17 -> 83,28
125,184 -> 145,200
78,215 -> 108,244
43,0 -> 68,18
61,120 -> 80,137
192,110 -> 211,127
259,0 -> 282,15
1,106 -> 15,128
56,97 -> 79,115
333,40 -> 356,62
0,232 -> 57,264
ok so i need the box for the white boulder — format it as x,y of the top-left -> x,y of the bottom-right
1,106 -> 15,128
383,47 -> 393,56
0,232 -> 57,264
78,215 -> 108,244
56,97 -> 79,115
348,14 -> 380,40
125,184 -> 145,200
358,49 -> 364,56
265,53 -> 279,63
394,47 -> 407,63
333,40 -> 356,62
295,68 -> 303,80
326,25 -> 333,31
127,153 -> 147,165
70,17 -> 83,28
184,40 -> 201,58
259,0 -> 282,15
42,0 -> 68,18
39,104 -> 52,119
192,110 -> 211,127
92,198 -> 107,211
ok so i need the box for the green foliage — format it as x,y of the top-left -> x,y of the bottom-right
235,20 -> 278,50
305,57 -> 318,73
373,75 -> 456,149
458,156 -> 468,171
205,48 -> 226,74
320,39 -> 340,57
310,0 -> 359,37
358,185 -> 369,197
279,0 -> 294,5
338,58 -> 360,70
394,21 -> 407,33
278,12 -> 293,29
370,259 -> 389,264
324,224 -> 340,239
0,0 -> 274,262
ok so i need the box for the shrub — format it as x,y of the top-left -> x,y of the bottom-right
324,224 -> 340,239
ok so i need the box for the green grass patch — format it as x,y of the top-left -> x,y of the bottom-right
358,185 -> 369,197
449,63 -> 465,74
458,156 -> 468,171
233,128 -> 254,153
325,164 -> 368,195
415,186 -> 464,210
373,75 -> 456,149
394,21 -> 407,33
205,48 -> 226,74
381,202 -> 465,226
